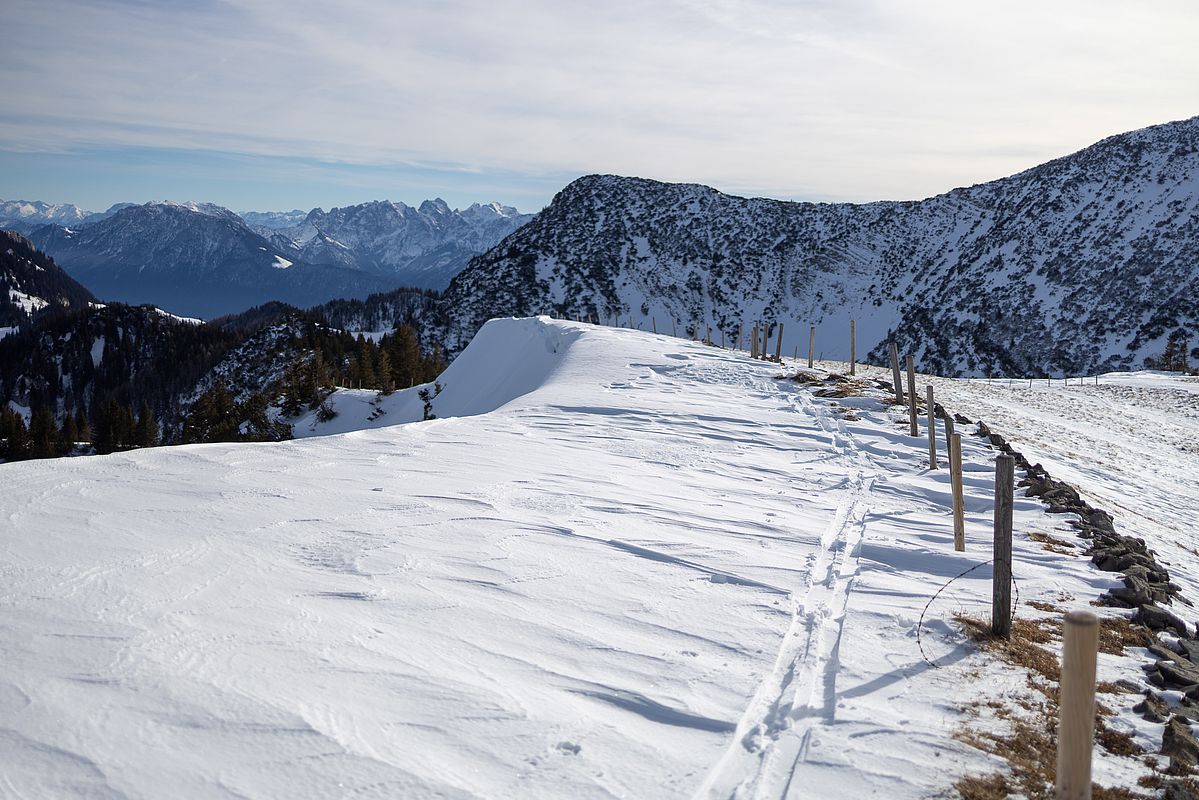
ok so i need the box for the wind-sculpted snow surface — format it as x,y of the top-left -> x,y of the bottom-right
0,319 -> 1173,797
443,116 -> 1199,376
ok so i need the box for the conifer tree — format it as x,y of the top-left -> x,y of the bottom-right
0,407 -> 29,460
58,412 -> 78,455
74,408 -> 91,444
28,407 -> 58,459
376,350 -> 395,394
135,401 -> 159,448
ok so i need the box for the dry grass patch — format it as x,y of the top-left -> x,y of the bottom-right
1028,531 -> 1077,554
1099,616 -> 1152,656
952,613 -> 1148,797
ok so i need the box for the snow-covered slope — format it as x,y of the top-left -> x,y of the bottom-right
2,318 -> 1187,797
0,230 -> 95,330
443,116 -> 1199,376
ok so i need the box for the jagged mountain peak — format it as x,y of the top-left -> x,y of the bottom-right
270,197 -> 535,290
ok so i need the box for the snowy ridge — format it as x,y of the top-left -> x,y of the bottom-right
442,116 -> 1199,376
1,318 -> 1180,796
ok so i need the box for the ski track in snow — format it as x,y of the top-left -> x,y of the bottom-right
1,318 -> 1185,798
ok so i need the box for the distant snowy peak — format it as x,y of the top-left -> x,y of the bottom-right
0,199 -> 92,225
443,115 -> 1199,376
268,197 -> 535,290
239,209 -> 309,230
0,200 -> 141,235
27,202 -> 398,319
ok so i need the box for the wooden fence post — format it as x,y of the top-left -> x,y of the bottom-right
926,385 -> 938,469
1056,610 -> 1099,800
849,319 -> 856,376
751,324 -> 759,359
950,432 -> 965,551
889,343 -> 904,404
808,325 -> 816,368
774,323 -> 784,361
992,453 -> 1014,638
652,317 -> 657,334
706,325 -> 712,345
906,355 -> 918,436
672,318 -> 677,337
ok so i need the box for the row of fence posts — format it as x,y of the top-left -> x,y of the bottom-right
893,345 -> 1099,799
570,312 -> 1099,790
568,309 -> 1100,792
565,311 -> 867,373
564,312 -> 1119,389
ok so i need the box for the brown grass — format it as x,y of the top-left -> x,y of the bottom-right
952,613 -> 1150,797
1097,680 -> 1134,694
1027,531 -> 1077,554
1027,600 -> 1063,613
1099,616 -> 1152,656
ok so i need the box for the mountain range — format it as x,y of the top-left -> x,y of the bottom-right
2,197 -> 532,318
4,115 -> 1198,376
439,115 -> 1199,376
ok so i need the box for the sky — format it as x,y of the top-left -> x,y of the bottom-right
2,0 -> 1197,214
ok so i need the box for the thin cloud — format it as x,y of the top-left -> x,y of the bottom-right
2,0 -> 1197,206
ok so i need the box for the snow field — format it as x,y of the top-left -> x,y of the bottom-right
0,318 -> 1180,798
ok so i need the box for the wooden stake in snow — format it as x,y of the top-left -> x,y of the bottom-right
652,317 -> 657,334
992,453 -> 1015,638
808,326 -> 816,368
889,343 -> 904,404
751,324 -> 759,359
950,432 -> 965,551
672,318 -> 677,338
1056,610 -> 1099,800
774,323 -> 784,361
906,355 -> 918,437
849,319 -> 856,375
926,385 -> 938,469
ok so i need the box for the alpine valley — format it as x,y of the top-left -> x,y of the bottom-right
7,197 -> 533,319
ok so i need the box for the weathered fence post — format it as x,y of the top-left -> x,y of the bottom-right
706,325 -> 712,345
926,385 -> 938,469
751,324 -> 759,359
906,355 -> 918,436
849,319 -> 856,376
774,323 -> 784,361
672,318 -> 677,337
950,432 -> 965,551
992,453 -> 1015,638
652,317 -> 657,334
1056,610 -> 1099,800
889,343 -> 904,404
808,325 -> 816,368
